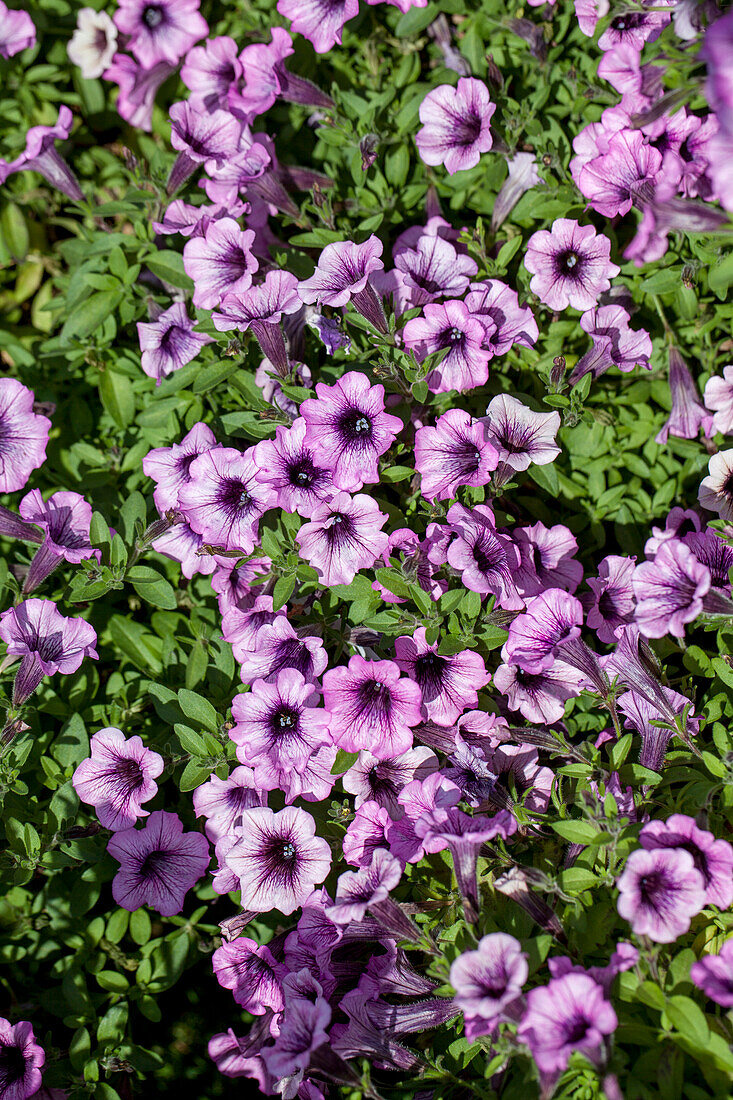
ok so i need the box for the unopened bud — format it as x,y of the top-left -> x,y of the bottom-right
486,53 -> 503,88
551,355 -> 567,388
360,134 -> 379,171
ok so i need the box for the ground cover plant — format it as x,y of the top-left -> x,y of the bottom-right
1,0 -> 733,1097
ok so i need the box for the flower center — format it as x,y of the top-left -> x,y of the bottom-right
338,407 -> 373,444
281,841 -> 296,861
139,849 -> 168,879
558,249 -> 581,274
0,1044 -> 26,1088
288,458 -> 316,489
142,5 -> 164,28
447,326 -> 463,342
272,705 -> 299,733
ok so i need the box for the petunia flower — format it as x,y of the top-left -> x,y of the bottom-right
0,1 -> 35,58
18,489 -> 96,594
480,394 -> 560,473
180,36 -> 244,114
67,8 -> 117,77
213,269 -> 301,377
446,503 -> 523,608
253,418 -> 335,517
395,627 -> 491,726
416,78 -> 496,174
277,0 -> 359,54
616,846 -> 705,942
0,1017 -> 45,1100
414,409 -> 498,502
493,659 -> 583,724
113,0 -> 208,69
341,746 -> 438,814
178,446 -> 276,554
137,302 -> 212,384
296,491 -> 389,586
182,219 -> 258,310
502,589 -> 584,673
237,617 -> 328,686
104,55 -> 176,132
0,598 -> 98,705
699,449 -> 733,522
402,299 -> 490,395
0,105 -> 83,202
513,521 -> 583,598
72,727 -> 164,831
464,280 -> 539,357
524,218 -> 620,311
142,421 -> 218,514
691,940 -> 733,1007
640,814 -> 733,910
192,766 -> 263,843
632,539 -> 710,638
212,937 -> 287,1015
586,554 -> 637,644
518,973 -> 617,1081
298,237 -> 387,333
570,304 -> 653,385
323,655 -> 423,760
393,234 -> 478,308
107,810 -> 210,916
450,933 -> 527,1024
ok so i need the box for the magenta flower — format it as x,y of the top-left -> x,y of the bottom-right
221,597 -> 280,658
253,418 -> 334,517
180,36 -> 244,114
633,539 -> 710,638
656,346 -> 714,444
395,627 -> 490,726
213,269 -> 301,376
137,302 -> 212,384
224,805 -> 331,914
72,727 -> 164,831
586,555 -> 636,644
464,279 -> 539,357
323,655 -> 423,759
277,0 -> 359,54
298,237 -> 387,333
518,973 -> 617,1078
704,364 -> 733,435
142,421 -> 218,514
598,5 -> 670,50
341,746 -> 437,813
212,937 -> 286,1014
493,659 -> 583,724
480,394 -> 560,473
237,617 -> 328,686
107,810 -> 210,916
571,304 -> 653,384
299,371 -> 402,492
178,447 -> 276,554
617,686 -> 699,773
18,489 -> 96,593
183,219 -> 258,310
414,409 -> 498,502
578,130 -> 663,218
691,940 -> 733,1007
0,598 -> 98,705
192,766 -> 262,842
262,972 -> 332,1087
450,933 -> 527,1023
684,529 -> 733,590
502,589 -> 584,673
166,100 -> 243,192
701,8 -> 733,137
113,0 -> 208,68
151,519 -> 216,581
616,846 -> 706,942
0,2 -> 35,58
230,669 -> 332,797
446,503 -> 523,608
393,234 -> 478,308
104,55 -> 176,132
296,491 -> 389,586
416,78 -> 495,174
212,558 -> 272,616
402,300 -> 490,395
513,521 -> 583,598
0,1017 -> 45,1100
0,106 -> 83,202
229,27 -> 294,119
699,449 -> 733,522
344,800 -> 392,867
640,814 -> 733,911
327,848 -> 404,924
524,219 -> 620,311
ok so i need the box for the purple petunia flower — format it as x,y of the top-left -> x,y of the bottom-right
221,597 -> 280,659
393,234 -> 478,308
578,130 -> 664,219
213,269 -> 301,377
691,940 -> 733,1007
414,409 -> 498,502
617,685 -> 699,773
143,421 -> 218,514
192,766 -> 263,842
704,364 -> 733,436
683,528 -> 733,590
327,848 -> 404,925
0,106 -> 83,202
586,554 -> 637,644
180,36 -> 244,114
450,933 -> 527,1023
237,616 -> 328,686
341,746 -> 437,814
107,810 -> 210,916
701,7 -> 733,137
518,973 -> 617,1078
113,0 -> 208,68
296,491 -> 389,586
72,727 -> 164,831
298,236 -> 387,333
493,659 -> 583,724
416,78 -> 495,174
104,55 -> 176,132
299,371 -> 402,492
480,394 -> 560,473
137,302 -> 212,384
656,346 -> 714,444
402,299 -> 490,395
262,971 -> 332,1090
182,218 -> 258,310
616,846 -> 706,942
167,100 -> 243,192
0,1017 -> 45,1100
0,598 -> 98,705
230,669 -> 332,797
212,937 -> 286,1015
253,418 -> 334,518
570,304 -> 653,384
0,1 -> 35,58
446,504 -> 523,608
502,589 -> 584,674
524,218 -> 620,311
18,489 -> 96,593
699,449 -> 733,522
178,447 -> 276,554
151,519 -> 216,580
464,279 -> 539,358
632,539 -> 710,638
323,655 -> 423,760
344,800 -> 392,867
224,805 -> 331,914
640,814 -> 733,911
277,0 -> 359,54
513,521 -> 583,598
395,627 -> 491,726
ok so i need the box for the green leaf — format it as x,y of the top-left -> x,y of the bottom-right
665,995 -> 710,1050
130,908 -> 152,945
273,574 -> 296,611
374,567 -> 410,599
177,689 -> 219,733
179,759 -> 213,791
551,820 -> 599,845
127,565 -> 178,610
108,615 -> 163,674
331,749 -> 359,774
145,250 -> 194,289
529,462 -> 560,496
99,369 -> 135,429
61,289 -> 123,341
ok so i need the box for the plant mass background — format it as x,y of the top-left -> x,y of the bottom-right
1,0 -> 733,1098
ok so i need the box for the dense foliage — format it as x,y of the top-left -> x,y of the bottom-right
2,0 -> 733,1098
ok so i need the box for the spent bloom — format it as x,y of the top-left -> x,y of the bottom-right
416,78 -> 496,174
73,727 -> 165,831
524,218 -> 620,311
0,1017 -> 45,1100
656,346 -> 713,444
107,810 -> 210,916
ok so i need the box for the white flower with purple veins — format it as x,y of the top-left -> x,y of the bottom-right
480,394 -> 560,473
142,421 -> 218,513
704,365 -> 733,436
182,218 -> 258,310
177,446 -> 276,555
296,491 -> 389,587
393,234 -> 478,307
224,805 -> 332,914
137,302 -> 213,384
450,933 -> 527,1022
67,8 -> 117,77
524,218 -> 620,311
699,449 -> 733,521
464,280 -> 539,358
416,78 -> 496,174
